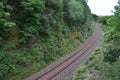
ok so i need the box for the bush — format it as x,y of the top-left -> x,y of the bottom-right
103,46 -> 120,62
100,57 -> 120,80
15,0 -> 45,43
0,2 -> 16,46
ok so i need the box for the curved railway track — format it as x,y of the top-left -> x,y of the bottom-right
26,24 -> 103,80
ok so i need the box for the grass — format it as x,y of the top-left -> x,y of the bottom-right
0,27 -> 92,80
68,24 -> 120,80
68,45 -> 104,80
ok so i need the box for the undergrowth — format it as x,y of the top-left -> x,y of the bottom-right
0,26 -> 92,80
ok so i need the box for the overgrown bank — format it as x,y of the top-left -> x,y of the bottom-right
0,0 -> 93,80
68,1 -> 120,79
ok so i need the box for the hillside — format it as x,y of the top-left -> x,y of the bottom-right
68,1 -> 120,80
0,0 -> 93,80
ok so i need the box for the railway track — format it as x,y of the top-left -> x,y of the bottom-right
26,24 -> 103,80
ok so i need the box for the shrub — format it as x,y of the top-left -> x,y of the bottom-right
0,2 -> 16,46
15,0 -> 45,43
100,57 -> 120,80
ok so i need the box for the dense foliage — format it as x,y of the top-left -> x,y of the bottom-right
69,1 -> 120,80
0,0 -> 92,46
100,57 -> 120,80
0,2 -> 16,47
0,0 -> 92,80
102,4 -> 120,62
98,1 -> 120,79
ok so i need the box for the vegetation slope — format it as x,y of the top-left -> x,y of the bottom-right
69,1 -> 120,80
0,0 -> 93,80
